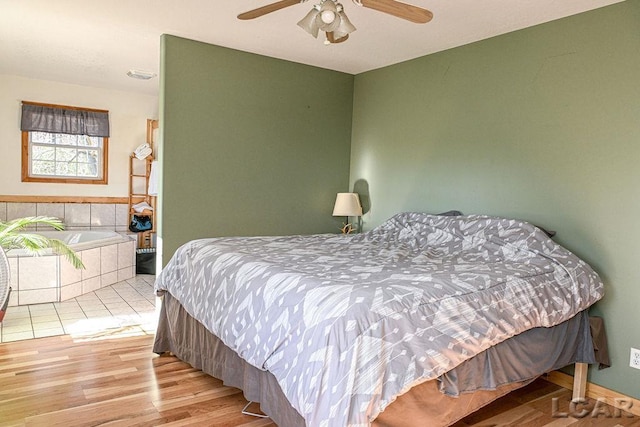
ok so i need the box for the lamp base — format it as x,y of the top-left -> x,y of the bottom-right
340,223 -> 355,234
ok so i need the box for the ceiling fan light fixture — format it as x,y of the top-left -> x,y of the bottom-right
238,0 -> 433,44
296,0 -> 356,43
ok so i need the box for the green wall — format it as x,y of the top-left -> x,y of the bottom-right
159,35 -> 353,264
350,1 -> 640,398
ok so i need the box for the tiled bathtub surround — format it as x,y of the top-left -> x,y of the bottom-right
6,237 -> 136,306
0,201 -> 130,232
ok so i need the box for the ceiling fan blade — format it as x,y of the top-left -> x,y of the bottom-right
238,0 -> 303,20
359,0 -> 433,24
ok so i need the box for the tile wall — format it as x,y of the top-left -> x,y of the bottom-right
0,201 -> 130,232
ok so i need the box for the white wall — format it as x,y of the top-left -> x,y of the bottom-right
0,74 -> 158,197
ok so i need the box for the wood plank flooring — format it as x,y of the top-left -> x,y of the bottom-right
1,334 -> 638,427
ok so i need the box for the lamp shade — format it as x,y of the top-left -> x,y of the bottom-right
297,8 -> 320,37
334,11 -> 356,38
332,193 -> 363,217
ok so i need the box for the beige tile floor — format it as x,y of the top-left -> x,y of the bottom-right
0,274 -> 158,343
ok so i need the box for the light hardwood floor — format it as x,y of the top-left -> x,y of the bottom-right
0,334 -> 638,427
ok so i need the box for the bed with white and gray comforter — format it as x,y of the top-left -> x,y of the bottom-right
155,212 -> 604,427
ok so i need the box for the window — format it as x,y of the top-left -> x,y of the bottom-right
27,131 -> 104,180
21,101 -> 109,184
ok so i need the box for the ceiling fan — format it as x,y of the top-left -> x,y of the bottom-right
238,0 -> 433,44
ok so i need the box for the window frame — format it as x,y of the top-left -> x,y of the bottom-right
21,102 -> 109,185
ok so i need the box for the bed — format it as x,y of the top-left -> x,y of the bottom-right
153,212 -> 604,426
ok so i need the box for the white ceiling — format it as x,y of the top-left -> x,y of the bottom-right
0,0 -> 623,96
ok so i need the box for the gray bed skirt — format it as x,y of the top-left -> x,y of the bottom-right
153,292 -> 596,426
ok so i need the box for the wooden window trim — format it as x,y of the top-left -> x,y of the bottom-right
22,100 -> 109,114
21,131 -> 109,185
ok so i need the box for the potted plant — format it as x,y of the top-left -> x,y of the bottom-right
0,216 -> 84,322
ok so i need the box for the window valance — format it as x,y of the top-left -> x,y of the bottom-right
20,102 -> 110,137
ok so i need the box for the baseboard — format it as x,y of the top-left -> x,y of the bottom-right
546,370 -> 640,417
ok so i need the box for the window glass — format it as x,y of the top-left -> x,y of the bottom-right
29,131 -> 103,179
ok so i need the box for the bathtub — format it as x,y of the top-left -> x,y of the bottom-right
8,230 -> 128,256
6,230 -> 137,306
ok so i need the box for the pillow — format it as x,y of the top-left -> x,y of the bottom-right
437,210 -> 463,216
534,224 -> 556,238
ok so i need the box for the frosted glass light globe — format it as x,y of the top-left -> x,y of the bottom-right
320,10 -> 336,23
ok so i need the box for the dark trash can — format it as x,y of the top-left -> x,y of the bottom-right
136,248 -> 156,275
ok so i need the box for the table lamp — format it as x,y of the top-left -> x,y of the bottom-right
332,192 -> 363,233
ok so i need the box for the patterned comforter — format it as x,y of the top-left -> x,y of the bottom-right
155,212 -> 604,427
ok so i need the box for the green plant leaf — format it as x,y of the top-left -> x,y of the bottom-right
0,216 -> 84,269
47,238 -> 84,269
